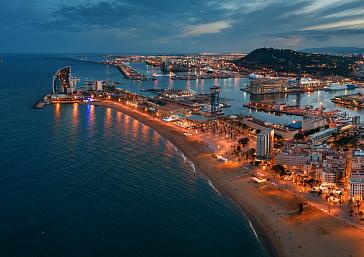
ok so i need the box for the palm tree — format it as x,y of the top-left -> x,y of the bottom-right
247,148 -> 255,160
238,137 -> 250,147
359,211 -> 364,221
350,209 -> 354,217
355,200 -> 361,214
339,192 -> 343,208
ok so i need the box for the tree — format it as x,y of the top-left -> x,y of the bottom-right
306,178 -> 316,188
350,209 -> 354,217
294,133 -> 305,140
274,134 -> 284,149
272,164 -> 286,176
247,148 -> 256,159
274,134 -> 283,140
339,192 -> 343,207
355,200 -> 361,214
236,145 -> 241,155
238,137 -> 250,147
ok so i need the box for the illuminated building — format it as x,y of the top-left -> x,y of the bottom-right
210,86 -> 222,116
52,66 -> 73,95
256,128 -> 274,160
350,150 -> 364,200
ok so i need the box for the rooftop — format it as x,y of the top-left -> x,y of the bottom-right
353,150 -> 364,157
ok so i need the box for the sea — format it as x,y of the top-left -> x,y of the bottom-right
0,54 -> 270,257
1,54 -> 363,257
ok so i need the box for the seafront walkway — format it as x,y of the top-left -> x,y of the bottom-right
266,175 -> 364,231
95,99 -> 364,232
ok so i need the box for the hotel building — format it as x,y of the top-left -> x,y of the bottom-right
350,150 -> 364,200
256,128 -> 274,160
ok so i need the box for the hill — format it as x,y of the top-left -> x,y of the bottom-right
234,48 -> 358,77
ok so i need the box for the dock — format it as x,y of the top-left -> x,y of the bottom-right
332,93 -> 364,108
116,62 -> 147,80
32,94 -> 50,109
243,101 -> 326,117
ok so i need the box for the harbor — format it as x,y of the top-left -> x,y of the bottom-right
332,93 -> 364,108
30,58 -> 364,257
116,62 -> 147,80
7,0 -> 364,256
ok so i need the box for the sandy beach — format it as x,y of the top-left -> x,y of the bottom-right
95,100 -> 364,257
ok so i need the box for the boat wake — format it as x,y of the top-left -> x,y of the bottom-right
208,179 -> 221,196
249,221 -> 260,242
190,162 -> 196,173
181,153 -> 187,162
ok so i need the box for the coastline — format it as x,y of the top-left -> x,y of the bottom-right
93,100 -> 364,257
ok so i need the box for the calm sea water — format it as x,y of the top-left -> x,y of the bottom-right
0,55 -> 270,257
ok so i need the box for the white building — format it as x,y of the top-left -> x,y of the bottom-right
302,117 -> 327,132
256,128 -> 274,160
96,81 -> 103,91
350,150 -> 364,200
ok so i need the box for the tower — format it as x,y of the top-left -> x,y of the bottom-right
210,86 -> 221,116
256,128 -> 274,160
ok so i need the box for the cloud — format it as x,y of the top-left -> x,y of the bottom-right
322,9 -> 364,19
302,18 -> 364,31
3,0 -> 364,52
182,20 -> 232,37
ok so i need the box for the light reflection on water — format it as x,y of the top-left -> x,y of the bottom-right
72,103 -> 79,129
120,61 -> 364,124
0,54 -> 271,257
55,102 -> 61,121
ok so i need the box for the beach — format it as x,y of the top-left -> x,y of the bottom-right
96,100 -> 364,257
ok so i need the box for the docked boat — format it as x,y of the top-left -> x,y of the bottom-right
346,83 -> 358,90
248,73 -> 265,79
324,83 -> 358,91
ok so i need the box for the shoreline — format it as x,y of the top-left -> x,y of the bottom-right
91,100 -> 364,257
92,101 -> 279,257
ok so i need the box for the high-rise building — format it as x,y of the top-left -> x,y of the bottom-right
256,128 -> 274,160
210,86 -> 222,116
52,66 -> 72,95
352,116 -> 361,125
349,150 -> 364,200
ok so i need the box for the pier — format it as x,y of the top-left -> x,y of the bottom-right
332,93 -> 364,108
32,94 -> 50,109
116,62 -> 147,81
243,101 -> 327,117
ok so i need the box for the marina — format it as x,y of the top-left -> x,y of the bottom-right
19,53 -> 364,257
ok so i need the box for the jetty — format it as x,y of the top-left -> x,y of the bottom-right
32,94 -> 50,109
332,93 -> 364,108
116,62 -> 147,80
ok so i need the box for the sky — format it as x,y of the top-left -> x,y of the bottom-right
1,0 -> 364,53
